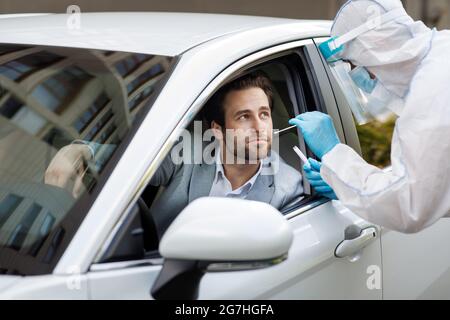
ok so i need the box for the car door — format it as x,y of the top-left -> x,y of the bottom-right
86,38 -> 382,300
380,220 -> 450,299
196,40 -> 382,300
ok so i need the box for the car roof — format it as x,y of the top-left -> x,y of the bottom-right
0,12 -> 331,56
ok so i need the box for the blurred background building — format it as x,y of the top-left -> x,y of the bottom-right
1,0 -> 450,29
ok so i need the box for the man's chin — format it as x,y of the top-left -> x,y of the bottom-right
245,146 -> 270,162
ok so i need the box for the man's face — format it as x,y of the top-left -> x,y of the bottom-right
212,87 -> 273,163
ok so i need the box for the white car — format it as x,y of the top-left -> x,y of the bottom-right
0,12 -> 449,300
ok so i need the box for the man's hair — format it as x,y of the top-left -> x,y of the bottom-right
203,71 -> 274,127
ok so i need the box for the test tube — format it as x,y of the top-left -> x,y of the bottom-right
293,146 -> 309,166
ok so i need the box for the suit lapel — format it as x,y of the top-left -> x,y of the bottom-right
245,173 -> 275,205
188,154 -> 275,205
188,163 -> 216,202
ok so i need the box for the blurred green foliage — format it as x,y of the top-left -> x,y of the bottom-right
356,116 -> 397,168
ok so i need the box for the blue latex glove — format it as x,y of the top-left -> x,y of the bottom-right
304,158 -> 337,200
289,111 -> 340,159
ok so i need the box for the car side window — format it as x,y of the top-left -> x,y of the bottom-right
0,44 -> 173,275
133,53 -> 321,253
98,49 -> 327,264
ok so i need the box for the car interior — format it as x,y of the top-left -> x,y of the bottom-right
98,52 -> 322,264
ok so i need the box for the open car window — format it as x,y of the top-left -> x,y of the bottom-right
128,51 -> 320,258
96,46 -> 332,265
0,44 -> 174,275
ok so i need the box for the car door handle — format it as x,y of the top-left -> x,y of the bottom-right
335,227 -> 377,258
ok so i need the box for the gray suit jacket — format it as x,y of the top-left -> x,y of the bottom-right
148,143 -> 304,238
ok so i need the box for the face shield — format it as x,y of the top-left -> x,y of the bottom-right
319,8 -> 406,124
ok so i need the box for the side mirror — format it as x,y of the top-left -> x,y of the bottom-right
151,197 -> 293,300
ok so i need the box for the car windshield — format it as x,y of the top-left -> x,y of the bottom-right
0,44 -> 174,275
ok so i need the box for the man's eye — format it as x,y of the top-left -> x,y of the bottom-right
238,115 -> 249,121
261,112 -> 270,119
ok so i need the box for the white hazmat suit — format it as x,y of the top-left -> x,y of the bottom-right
320,0 -> 450,233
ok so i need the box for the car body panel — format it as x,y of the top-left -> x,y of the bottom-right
381,220 -> 450,299
88,265 -> 161,300
0,275 -> 88,299
198,202 -> 381,299
0,12 -> 330,56
0,276 -> 21,294
83,202 -> 381,300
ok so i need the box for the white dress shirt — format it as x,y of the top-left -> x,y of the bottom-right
208,148 -> 263,199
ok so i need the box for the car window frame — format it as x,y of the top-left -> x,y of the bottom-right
91,38 -> 342,269
311,37 -> 363,155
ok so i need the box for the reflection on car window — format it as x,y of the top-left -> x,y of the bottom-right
0,44 -> 173,275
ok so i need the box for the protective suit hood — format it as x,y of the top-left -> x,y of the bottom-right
318,1 -> 450,234
331,0 -> 434,100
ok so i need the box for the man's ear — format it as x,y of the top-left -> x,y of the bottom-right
211,121 -> 224,141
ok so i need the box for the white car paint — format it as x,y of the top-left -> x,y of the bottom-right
160,198 -> 293,261
0,12 -> 330,56
0,275 -> 89,299
382,220 -> 450,299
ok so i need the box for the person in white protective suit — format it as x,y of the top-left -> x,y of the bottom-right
289,0 -> 450,233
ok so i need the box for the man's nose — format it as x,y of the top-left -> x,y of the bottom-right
252,118 -> 269,136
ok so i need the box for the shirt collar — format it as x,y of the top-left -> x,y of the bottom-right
213,145 -> 263,193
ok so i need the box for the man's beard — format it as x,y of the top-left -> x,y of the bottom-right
242,142 -> 271,162
223,129 -> 272,164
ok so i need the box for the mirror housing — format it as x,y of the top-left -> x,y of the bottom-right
151,197 -> 293,300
